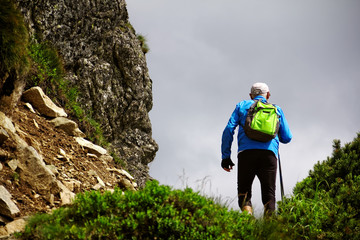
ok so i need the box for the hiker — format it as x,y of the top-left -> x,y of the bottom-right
221,82 -> 292,216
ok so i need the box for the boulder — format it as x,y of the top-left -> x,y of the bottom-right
16,142 -> 60,195
0,186 -> 20,218
57,181 -> 75,205
5,218 -> 26,235
0,112 -> 16,134
22,87 -> 67,118
108,168 -> 134,181
49,117 -> 85,137
118,177 -> 136,191
74,137 -> 107,156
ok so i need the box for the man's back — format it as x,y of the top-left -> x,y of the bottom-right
221,95 -> 292,159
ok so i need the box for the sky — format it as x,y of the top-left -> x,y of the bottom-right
126,0 -> 360,214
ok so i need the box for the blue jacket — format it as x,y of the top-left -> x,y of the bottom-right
221,96 -> 292,159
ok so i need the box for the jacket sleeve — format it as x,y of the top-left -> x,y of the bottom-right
221,104 -> 241,159
277,106 -> 292,144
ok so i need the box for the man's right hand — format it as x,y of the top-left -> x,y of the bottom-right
221,158 -> 235,172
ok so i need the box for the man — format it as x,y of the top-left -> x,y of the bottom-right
221,82 -> 292,216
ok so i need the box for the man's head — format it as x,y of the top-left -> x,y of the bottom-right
250,82 -> 270,100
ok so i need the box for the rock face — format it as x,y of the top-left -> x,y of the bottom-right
15,0 -> 158,186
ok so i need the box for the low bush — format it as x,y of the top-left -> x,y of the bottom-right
277,133 -> 360,239
20,181 -> 256,240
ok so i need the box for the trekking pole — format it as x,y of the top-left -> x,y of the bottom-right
278,151 -> 285,201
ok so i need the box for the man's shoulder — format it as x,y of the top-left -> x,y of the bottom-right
235,99 -> 255,112
238,99 -> 254,106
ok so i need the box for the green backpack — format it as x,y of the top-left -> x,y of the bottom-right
244,100 -> 280,142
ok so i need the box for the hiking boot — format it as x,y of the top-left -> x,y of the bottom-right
242,206 -> 253,215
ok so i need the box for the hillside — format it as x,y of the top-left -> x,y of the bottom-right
0,87 -> 138,237
1,100 -> 131,216
1,0 -> 157,237
10,133 -> 360,240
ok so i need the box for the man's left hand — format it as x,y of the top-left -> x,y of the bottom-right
221,158 -> 235,172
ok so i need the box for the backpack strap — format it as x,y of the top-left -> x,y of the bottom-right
240,100 -> 258,128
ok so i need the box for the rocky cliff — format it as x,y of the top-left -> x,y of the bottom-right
15,0 -> 158,186
0,0 -> 158,237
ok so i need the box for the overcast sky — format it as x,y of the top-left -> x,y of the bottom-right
126,0 -> 360,214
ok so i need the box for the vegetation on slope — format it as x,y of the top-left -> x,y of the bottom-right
17,133 -> 360,240
19,181 -> 258,239
277,133 -> 360,239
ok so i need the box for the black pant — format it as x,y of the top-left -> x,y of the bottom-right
237,149 -> 277,214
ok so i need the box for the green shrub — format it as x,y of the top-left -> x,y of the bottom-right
20,181 -> 257,240
277,133 -> 360,239
0,0 -> 30,78
28,41 -> 64,88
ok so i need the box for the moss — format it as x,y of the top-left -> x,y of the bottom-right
137,34 -> 150,54
0,0 -> 30,78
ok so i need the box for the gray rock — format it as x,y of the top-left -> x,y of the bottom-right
0,186 -> 20,218
118,177 -> 136,191
22,87 -> 67,118
108,168 -> 134,181
49,117 -> 85,137
0,112 -> 15,134
5,218 -> 26,235
74,137 -> 107,156
7,160 -> 18,171
63,179 -> 81,193
16,143 -> 60,195
24,102 -> 36,114
57,181 -> 75,206
0,226 -> 8,237
0,128 -> 9,145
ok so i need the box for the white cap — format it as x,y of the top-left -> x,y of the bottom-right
250,82 -> 269,95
